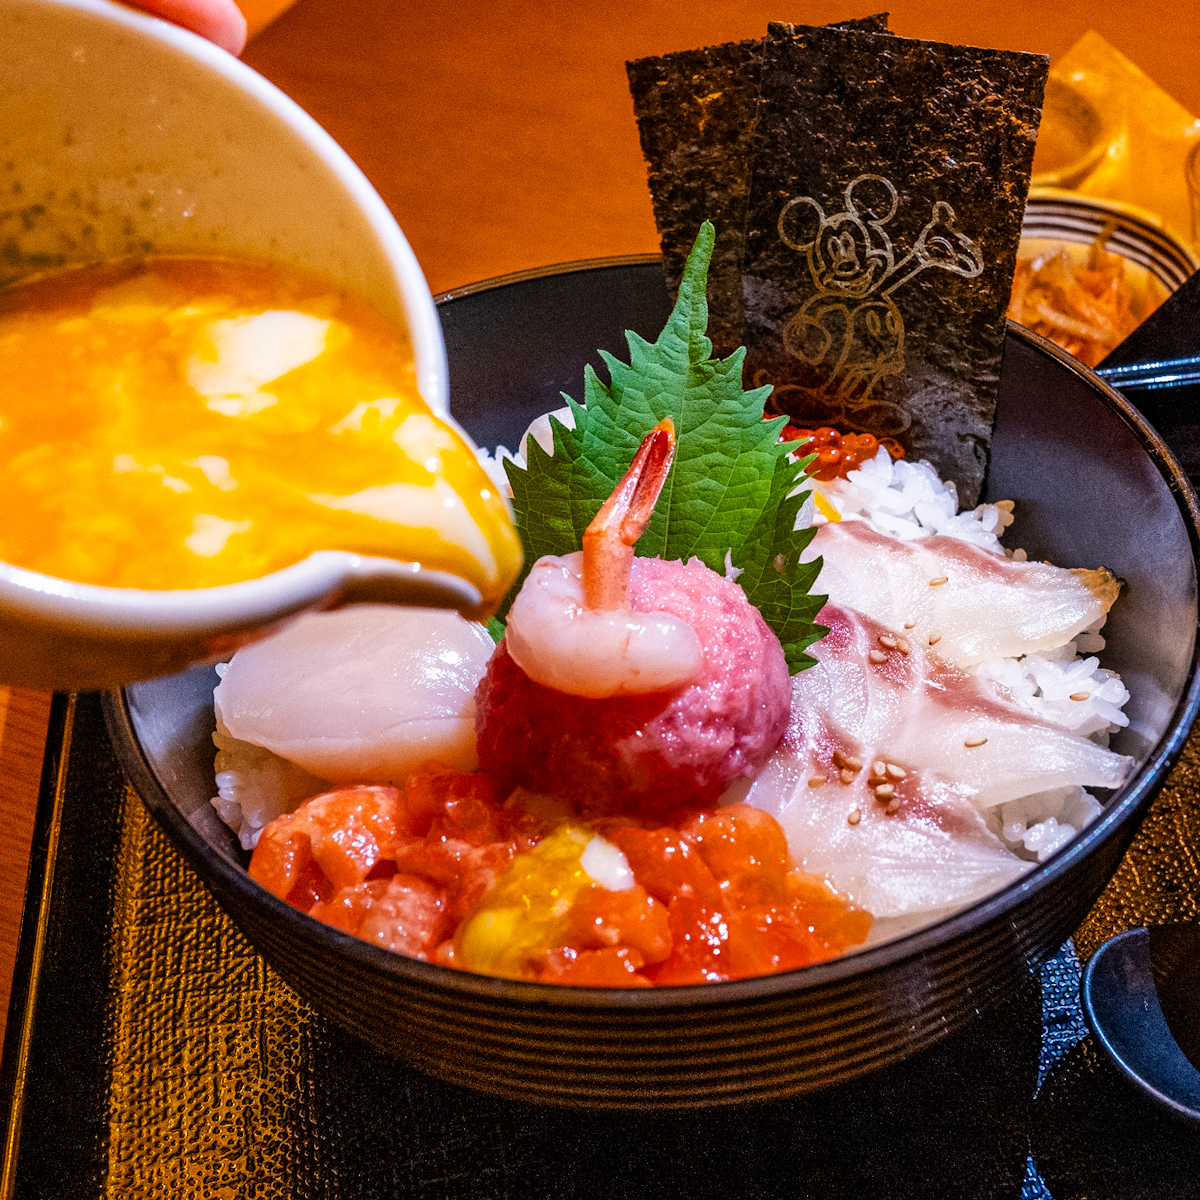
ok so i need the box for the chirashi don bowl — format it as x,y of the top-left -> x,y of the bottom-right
105,257 -> 1200,1110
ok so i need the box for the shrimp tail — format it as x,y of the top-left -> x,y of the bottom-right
582,419 -> 676,611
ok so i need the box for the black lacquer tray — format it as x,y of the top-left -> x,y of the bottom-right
3,693 -> 1200,1197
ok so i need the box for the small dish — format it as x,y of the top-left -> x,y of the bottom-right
0,0 -> 462,689
1020,190 -> 1198,298
1082,923 -> 1200,1125
1012,190 -> 1199,368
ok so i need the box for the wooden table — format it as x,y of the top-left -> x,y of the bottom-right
0,0 -> 1197,1046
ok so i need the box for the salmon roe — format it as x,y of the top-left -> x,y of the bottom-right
249,765 -> 872,987
776,423 -> 905,481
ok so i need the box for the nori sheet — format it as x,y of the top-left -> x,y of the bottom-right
626,15 -> 891,358
742,23 -> 1046,504
626,39 -> 764,358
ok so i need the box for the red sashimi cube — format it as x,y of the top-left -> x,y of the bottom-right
390,835 -> 518,922
274,785 -> 403,891
448,841 -> 518,921
309,879 -> 393,936
405,765 -> 508,843
784,871 -> 874,950
356,874 -> 450,958
249,817 -> 314,902
285,856 -> 336,911
540,947 -> 652,988
430,791 -> 509,846
391,837 -> 469,892
723,905 -> 823,977
650,896 -> 734,985
607,826 -> 722,907
565,884 -> 673,964
678,803 -> 792,906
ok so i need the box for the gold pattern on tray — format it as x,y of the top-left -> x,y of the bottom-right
1074,729 -> 1200,960
104,787 -> 316,1199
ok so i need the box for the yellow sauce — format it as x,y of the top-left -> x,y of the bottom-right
0,257 -> 521,607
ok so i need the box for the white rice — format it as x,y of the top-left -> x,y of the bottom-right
806,445 -> 1018,555
988,785 -> 1104,863
211,673 -> 328,850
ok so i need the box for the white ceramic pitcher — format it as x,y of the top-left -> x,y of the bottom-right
0,0 -> 476,689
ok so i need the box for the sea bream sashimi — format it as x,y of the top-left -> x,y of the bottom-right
791,603 -> 1131,804
804,519 -> 1121,668
739,710 -> 1030,922
739,603 -> 1133,918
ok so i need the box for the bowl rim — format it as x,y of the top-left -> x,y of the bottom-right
106,255 -> 1200,1012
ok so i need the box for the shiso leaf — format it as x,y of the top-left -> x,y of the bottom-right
500,220 -> 826,673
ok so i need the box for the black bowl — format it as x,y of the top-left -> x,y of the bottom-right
104,257 -> 1200,1110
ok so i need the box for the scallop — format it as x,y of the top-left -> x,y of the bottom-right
216,604 -> 496,780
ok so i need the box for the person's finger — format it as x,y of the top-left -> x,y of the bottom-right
125,0 -> 248,56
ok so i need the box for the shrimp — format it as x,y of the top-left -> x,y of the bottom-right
504,419 -> 705,698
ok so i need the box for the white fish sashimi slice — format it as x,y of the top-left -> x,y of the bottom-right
797,604 -> 1133,808
216,604 -> 496,780
806,520 -> 1120,667
742,712 -> 1030,919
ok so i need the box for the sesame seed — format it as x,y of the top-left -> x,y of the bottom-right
964,737 -> 988,748
928,633 -> 942,646
872,760 -> 887,778
904,621 -> 916,629
874,783 -> 895,799
1070,692 -> 1091,702
896,637 -> 910,656
840,768 -> 856,785
808,775 -> 827,788
886,797 -> 902,814
842,756 -> 863,772
929,576 -> 948,587
886,763 -> 907,780
847,808 -> 862,826
868,649 -> 888,664
878,634 -> 897,649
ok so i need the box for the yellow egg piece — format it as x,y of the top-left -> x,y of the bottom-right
455,825 -> 594,979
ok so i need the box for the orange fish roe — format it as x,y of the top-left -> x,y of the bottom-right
249,767 -> 873,986
775,423 -> 904,481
